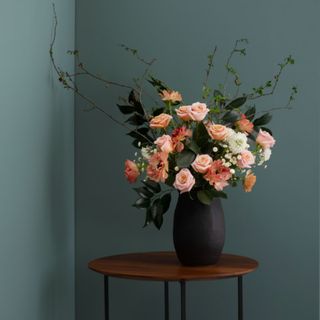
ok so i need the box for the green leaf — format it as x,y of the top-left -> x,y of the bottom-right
160,193 -> 171,214
175,150 -> 196,168
225,97 -> 247,110
117,104 -> 136,114
186,140 -> 201,154
152,107 -> 164,116
127,128 -> 152,144
197,189 -> 227,205
143,208 -> 153,227
197,190 -> 213,205
148,76 -> 169,93
193,122 -> 210,147
222,110 -> 241,123
132,139 -> 149,149
133,197 -> 150,208
142,179 -> 161,193
245,106 -> 256,120
125,113 -> 146,126
134,187 -> 153,199
253,113 -> 272,126
214,89 -> 223,97
128,90 -> 144,115
260,127 -> 273,136
151,199 -> 164,230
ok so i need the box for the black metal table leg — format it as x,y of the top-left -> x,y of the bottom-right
104,276 -> 109,320
238,276 -> 243,320
164,281 -> 169,320
180,281 -> 186,320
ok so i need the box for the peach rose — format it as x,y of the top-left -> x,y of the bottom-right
154,135 -> 174,153
146,152 -> 169,183
236,114 -> 254,134
243,170 -> 256,192
173,168 -> 195,193
204,160 -> 232,191
149,113 -> 172,129
237,150 -> 255,169
124,160 -> 140,183
206,123 -> 229,141
160,90 -> 182,103
191,154 -> 213,173
176,105 -> 192,121
256,129 -> 276,149
189,102 -> 209,121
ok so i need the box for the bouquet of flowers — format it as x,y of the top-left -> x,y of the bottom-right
50,16 -> 296,229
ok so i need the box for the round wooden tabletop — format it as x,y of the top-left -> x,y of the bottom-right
88,251 -> 258,281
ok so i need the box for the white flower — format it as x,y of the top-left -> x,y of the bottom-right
258,148 -> 272,165
227,132 -> 249,154
141,147 -> 154,160
263,148 -> 272,161
213,147 -> 218,152
230,169 -> 235,174
225,128 -> 235,139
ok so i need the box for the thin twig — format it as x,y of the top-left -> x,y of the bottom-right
49,3 -> 153,145
203,46 -> 217,91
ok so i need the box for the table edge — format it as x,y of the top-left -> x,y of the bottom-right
88,251 -> 259,281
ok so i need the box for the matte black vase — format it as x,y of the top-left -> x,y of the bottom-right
173,193 -> 225,266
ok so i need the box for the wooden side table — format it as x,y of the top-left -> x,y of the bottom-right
89,251 -> 258,320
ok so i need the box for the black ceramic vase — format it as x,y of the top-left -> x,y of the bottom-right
173,193 -> 225,266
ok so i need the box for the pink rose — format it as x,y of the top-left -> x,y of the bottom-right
154,135 -> 174,153
146,152 -> 169,183
124,160 -> 140,183
173,168 -> 195,193
191,154 -> 213,173
256,129 -> 276,149
237,150 -> 255,169
204,160 -> 232,191
176,105 -> 192,121
160,90 -> 182,103
149,113 -> 172,129
236,114 -> 254,134
189,102 -> 209,121
206,123 -> 229,141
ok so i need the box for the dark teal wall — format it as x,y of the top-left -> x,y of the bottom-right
75,0 -> 319,319
0,1 -> 75,319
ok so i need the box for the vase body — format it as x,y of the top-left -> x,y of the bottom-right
173,193 -> 225,266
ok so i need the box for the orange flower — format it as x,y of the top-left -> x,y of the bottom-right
146,152 -> 169,183
124,160 -> 140,183
236,114 -> 254,134
149,113 -> 172,129
243,170 -> 256,192
160,90 -> 182,103
204,160 -> 232,191
171,126 -> 192,152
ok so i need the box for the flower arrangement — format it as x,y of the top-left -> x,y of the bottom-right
50,9 -> 296,229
